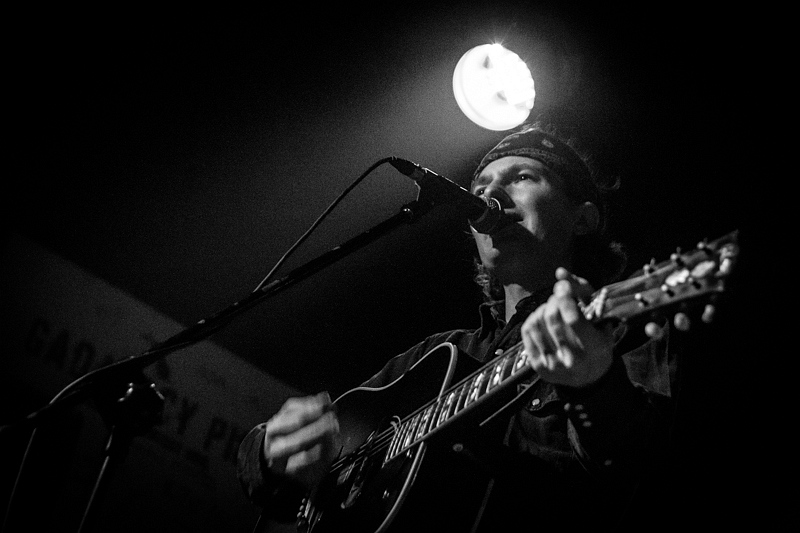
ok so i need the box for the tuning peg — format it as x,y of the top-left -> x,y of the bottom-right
645,321 -> 665,340
702,304 -> 716,323
674,312 -> 691,331
643,258 -> 657,276
670,249 -> 685,267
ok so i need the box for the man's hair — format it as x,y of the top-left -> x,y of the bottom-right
472,122 -> 627,305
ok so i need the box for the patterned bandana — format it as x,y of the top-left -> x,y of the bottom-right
472,127 -> 597,204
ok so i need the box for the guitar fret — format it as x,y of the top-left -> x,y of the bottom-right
387,434 -> 395,459
393,417 -> 414,458
389,420 -> 408,458
486,356 -> 508,392
512,349 -> 527,374
478,368 -> 491,397
436,390 -> 457,426
463,376 -> 478,407
429,398 -> 444,430
404,413 -> 421,449
505,352 -> 518,379
453,382 -> 469,414
415,404 -> 435,440
431,397 -> 443,428
464,370 -> 487,407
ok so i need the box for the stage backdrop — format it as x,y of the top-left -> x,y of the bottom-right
1,233 -> 299,532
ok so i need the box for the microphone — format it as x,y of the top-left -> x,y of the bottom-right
390,157 -> 507,234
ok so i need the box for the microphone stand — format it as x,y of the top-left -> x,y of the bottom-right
3,187 -> 444,533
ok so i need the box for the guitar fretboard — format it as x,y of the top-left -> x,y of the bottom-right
385,343 -> 530,462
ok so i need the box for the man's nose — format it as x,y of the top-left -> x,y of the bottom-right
482,182 -> 514,209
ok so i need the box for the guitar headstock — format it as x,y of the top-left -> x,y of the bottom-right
583,230 -> 740,336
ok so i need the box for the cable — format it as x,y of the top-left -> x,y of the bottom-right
253,156 -> 395,292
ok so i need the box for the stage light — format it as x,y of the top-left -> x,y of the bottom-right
453,43 -> 535,131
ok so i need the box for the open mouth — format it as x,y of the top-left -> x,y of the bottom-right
497,210 -> 524,230
487,216 -> 524,239
471,210 -> 523,237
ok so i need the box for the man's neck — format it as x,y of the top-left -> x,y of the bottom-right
494,252 -> 572,323
503,283 -> 547,323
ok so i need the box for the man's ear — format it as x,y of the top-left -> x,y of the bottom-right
574,201 -> 600,236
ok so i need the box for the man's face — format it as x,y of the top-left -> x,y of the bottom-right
469,156 -> 580,274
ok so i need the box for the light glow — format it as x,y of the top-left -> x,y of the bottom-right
453,43 -> 535,131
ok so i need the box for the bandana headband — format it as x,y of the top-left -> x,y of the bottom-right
472,128 -> 597,204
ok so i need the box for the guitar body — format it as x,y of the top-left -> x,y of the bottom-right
298,343 -> 493,533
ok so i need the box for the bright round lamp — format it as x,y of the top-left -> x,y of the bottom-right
453,43 -> 535,131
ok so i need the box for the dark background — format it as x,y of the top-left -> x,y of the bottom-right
4,2 -> 764,530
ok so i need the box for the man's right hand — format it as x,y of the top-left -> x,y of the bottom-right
263,392 -> 341,491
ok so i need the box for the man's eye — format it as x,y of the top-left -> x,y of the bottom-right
516,173 -> 540,183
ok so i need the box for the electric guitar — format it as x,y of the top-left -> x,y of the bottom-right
295,231 -> 741,533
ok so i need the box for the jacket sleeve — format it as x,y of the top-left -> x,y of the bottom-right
555,334 -> 675,484
502,325 -> 675,497
236,423 -> 306,522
